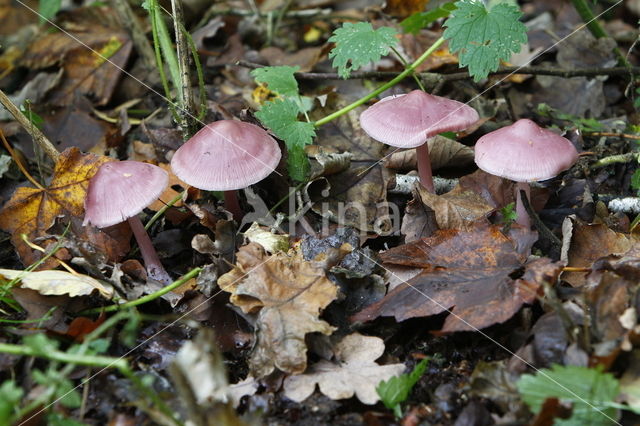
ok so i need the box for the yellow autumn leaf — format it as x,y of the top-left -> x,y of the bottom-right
0,269 -> 113,298
0,147 -> 112,268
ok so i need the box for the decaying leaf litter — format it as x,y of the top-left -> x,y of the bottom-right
1,0 -> 640,424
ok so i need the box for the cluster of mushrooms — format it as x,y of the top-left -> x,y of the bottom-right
82,90 -> 579,284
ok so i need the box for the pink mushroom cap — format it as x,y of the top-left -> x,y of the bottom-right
359,90 -> 479,148
474,119 -> 579,182
170,120 -> 281,191
84,161 -> 169,228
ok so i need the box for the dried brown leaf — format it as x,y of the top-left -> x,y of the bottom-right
352,224 -> 562,332
219,243 -> 338,377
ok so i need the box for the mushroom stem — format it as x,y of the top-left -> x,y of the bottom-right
224,190 -> 244,221
127,216 -> 172,285
515,182 -> 532,229
416,142 -> 435,193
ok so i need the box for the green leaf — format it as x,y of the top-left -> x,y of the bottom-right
39,0 -> 62,24
377,358 -> 429,418
328,22 -> 399,79
255,98 -> 315,181
0,380 -> 23,423
517,364 -> 620,426
401,3 -> 457,34
443,0 -> 527,81
632,169 -> 640,194
251,66 -> 300,97
33,368 -> 82,408
500,202 -> 517,224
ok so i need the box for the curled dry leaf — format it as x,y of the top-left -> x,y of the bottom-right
561,216 -> 635,287
218,243 -> 338,377
0,147 -> 112,268
352,223 -> 563,332
283,333 -> 406,404
0,269 -> 113,298
417,184 -> 494,230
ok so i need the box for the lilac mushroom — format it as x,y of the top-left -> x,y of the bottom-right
474,119 -> 579,228
170,120 -> 281,220
84,160 -> 172,285
360,90 -> 479,193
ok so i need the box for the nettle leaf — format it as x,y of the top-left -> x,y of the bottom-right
255,98 -> 315,181
517,364 -> 620,426
328,22 -> 399,78
251,66 -> 300,97
443,0 -> 527,81
401,3 -> 457,34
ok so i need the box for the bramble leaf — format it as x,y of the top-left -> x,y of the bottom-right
328,22 -> 398,78
517,364 -> 620,426
401,3 -> 457,34
251,66 -> 300,97
443,0 -> 527,81
255,98 -> 315,181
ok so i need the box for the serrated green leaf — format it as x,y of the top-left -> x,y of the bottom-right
251,66 -> 300,97
328,22 -> 399,79
0,380 -> 22,423
401,3 -> 457,34
517,364 -> 620,426
443,0 -> 527,81
255,98 -> 315,182
377,358 -> 428,418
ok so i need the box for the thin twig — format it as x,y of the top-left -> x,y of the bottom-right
519,188 -> 562,250
591,152 -> 639,169
0,88 -> 60,162
236,61 -> 640,82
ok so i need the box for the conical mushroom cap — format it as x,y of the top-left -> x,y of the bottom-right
474,119 -> 579,182
359,90 -> 479,148
84,161 -> 169,228
170,120 -> 281,191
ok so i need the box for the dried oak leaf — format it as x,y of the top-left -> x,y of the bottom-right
0,147 -> 111,268
283,333 -> 405,404
352,224 -> 563,332
218,243 -> 338,377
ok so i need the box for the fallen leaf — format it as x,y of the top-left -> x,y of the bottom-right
148,163 -> 187,211
384,0 -> 429,17
0,268 -> 113,298
283,333 -> 406,404
561,217 -> 635,287
401,190 -> 438,242
352,223 -> 562,332
0,147 -> 111,268
218,243 -> 338,377
418,184 -> 494,230
21,26 -> 131,105
384,135 -> 475,172
10,287 -> 68,333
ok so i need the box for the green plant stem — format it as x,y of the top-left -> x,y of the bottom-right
80,267 -> 202,315
0,342 -> 128,369
313,37 -> 445,127
149,0 -> 179,122
390,46 -> 425,91
0,341 -> 182,425
171,0 -> 198,139
591,152 -> 639,168
145,191 -> 184,231
570,0 -> 629,67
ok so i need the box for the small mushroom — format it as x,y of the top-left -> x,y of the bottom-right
360,90 -> 479,193
474,119 -> 579,228
170,120 -> 281,220
84,161 -> 172,285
